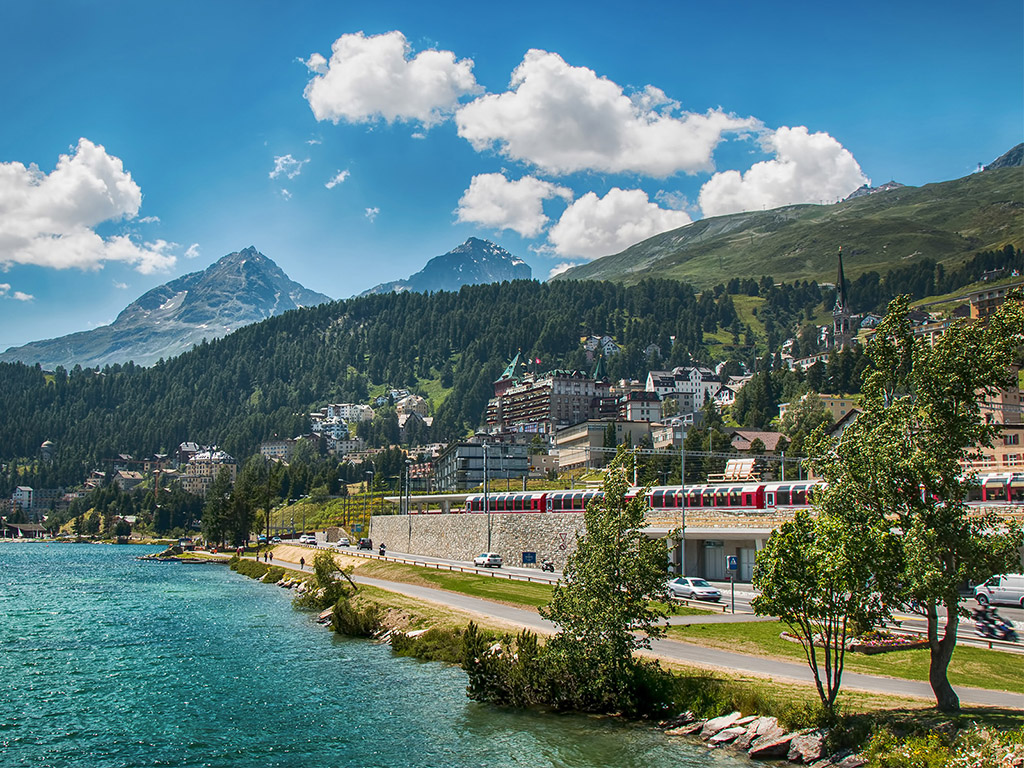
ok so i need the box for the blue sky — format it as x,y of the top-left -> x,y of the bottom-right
0,1 -> 1021,353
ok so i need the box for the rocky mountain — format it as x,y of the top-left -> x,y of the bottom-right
843,180 -> 905,200
552,161 -> 1023,290
0,247 -> 332,369
985,143 -> 1023,170
360,237 -> 531,296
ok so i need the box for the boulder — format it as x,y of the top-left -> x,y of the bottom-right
662,711 -> 697,729
735,715 -> 759,727
788,730 -> 828,764
665,720 -> 706,736
833,756 -> 866,768
700,711 -> 742,739
748,729 -> 798,759
708,726 -> 748,745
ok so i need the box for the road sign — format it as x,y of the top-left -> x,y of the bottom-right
726,555 -> 738,571
522,551 -> 536,564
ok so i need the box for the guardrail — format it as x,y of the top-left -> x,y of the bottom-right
318,546 -> 560,585
881,622 -> 1021,652
668,595 -> 732,613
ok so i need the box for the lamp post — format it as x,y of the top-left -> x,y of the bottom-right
364,470 -> 373,535
405,458 -> 413,551
483,443 -> 491,551
679,425 -> 687,577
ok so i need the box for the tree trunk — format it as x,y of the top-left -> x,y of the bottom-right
928,602 -> 960,712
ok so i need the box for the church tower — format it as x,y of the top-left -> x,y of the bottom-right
832,247 -> 852,349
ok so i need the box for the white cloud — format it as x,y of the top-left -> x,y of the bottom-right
325,169 -> 350,189
280,189 -> 292,200
138,215 -> 160,224
184,243 -> 200,259
456,50 -> 758,177
113,280 -> 128,289
547,262 -> 578,279
455,173 -> 572,237
546,187 -> 692,260
303,30 -> 481,128
0,138 -> 176,273
12,290 -> 33,301
698,126 -> 869,217
1,285 -> 34,301
306,137 -> 322,146
269,154 -> 308,180
365,207 -> 380,222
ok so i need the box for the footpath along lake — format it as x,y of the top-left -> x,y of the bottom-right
0,543 -> 750,768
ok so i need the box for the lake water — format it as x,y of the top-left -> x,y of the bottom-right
0,543 -> 749,767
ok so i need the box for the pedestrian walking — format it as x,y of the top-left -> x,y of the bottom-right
300,556 -> 305,570
268,551 -> 273,563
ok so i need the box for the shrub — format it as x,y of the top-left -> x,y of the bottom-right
330,597 -> 383,637
391,627 -> 465,664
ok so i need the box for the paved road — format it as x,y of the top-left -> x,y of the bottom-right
269,548 -> 1024,709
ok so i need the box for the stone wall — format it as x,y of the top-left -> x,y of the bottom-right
370,512 -> 584,570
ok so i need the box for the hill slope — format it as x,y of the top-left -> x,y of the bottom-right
0,247 -> 332,369
553,166 -> 1023,289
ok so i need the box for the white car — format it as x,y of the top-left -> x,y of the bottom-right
298,534 -> 317,546
332,538 -> 351,548
473,552 -> 503,568
667,577 -> 721,602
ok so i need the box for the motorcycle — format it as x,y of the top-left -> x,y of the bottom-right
974,608 -> 1019,642
541,559 -> 555,572
379,544 -> 387,556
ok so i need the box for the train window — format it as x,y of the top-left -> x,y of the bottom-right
792,488 -> 806,505
986,484 -> 1008,502
651,490 -> 664,508
702,490 -> 714,506
688,490 -> 700,507
730,489 -> 741,506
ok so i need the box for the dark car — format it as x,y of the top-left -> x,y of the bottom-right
357,538 -> 372,550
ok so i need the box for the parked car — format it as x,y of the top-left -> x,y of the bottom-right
667,577 -> 721,602
975,573 -> 1024,608
357,538 -> 372,550
298,534 -> 317,546
332,537 -> 351,548
271,536 -> 281,544
473,552 -> 503,568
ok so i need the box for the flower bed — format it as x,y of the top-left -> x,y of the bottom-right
779,629 -> 929,655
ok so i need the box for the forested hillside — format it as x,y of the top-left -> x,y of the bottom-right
1,244 -> 1018,493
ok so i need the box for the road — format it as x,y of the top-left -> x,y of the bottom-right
273,545 -> 1024,709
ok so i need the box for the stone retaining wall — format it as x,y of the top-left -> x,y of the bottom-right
370,513 -> 584,570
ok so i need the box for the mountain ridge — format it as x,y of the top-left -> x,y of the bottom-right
0,247 -> 332,369
360,237 -> 531,296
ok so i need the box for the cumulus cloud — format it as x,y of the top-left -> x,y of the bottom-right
303,30 -> 481,128
547,262 -> 578,279
455,173 -> 572,237
325,169 -> 350,189
698,126 -> 868,217
138,215 -> 160,224
184,243 -> 200,259
0,138 -> 176,273
456,50 -> 758,177
269,154 -> 308,180
365,206 -> 380,222
1,284 -> 34,301
546,187 -> 692,260
113,280 -> 129,289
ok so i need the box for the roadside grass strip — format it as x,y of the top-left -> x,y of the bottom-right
355,560 -> 556,608
667,620 -> 1024,694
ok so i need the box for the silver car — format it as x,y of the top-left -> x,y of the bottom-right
667,577 -> 721,602
473,552 -> 503,568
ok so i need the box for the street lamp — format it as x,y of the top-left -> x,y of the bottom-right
483,443 -> 491,551
679,425 -> 687,577
364,470 -> 373,535
405,458 -> 413,551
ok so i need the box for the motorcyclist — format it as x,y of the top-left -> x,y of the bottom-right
379,542 -> 386,556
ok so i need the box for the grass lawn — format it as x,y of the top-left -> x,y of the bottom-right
356,559 -> 556,608
667,620 -> 1024,694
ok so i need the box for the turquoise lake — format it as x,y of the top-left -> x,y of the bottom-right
0,543 -> 750,767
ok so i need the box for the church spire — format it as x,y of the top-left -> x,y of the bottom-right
832,246 -> 852,349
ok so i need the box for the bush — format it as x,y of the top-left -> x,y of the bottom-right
391,627 -> 465,664
230,556 -> 269,580
330,597 -> 384,637
864,724 -> 1024,768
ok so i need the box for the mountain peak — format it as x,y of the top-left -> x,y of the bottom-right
0,247 -> 332,369
361,238 -> 532,296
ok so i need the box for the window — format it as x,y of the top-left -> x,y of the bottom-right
1005,433 -> 1020,446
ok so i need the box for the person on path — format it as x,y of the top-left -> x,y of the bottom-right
268,551 -> 273,563
300,556 -> 305,570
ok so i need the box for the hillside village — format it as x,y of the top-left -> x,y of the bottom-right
5,268 -> 1022,565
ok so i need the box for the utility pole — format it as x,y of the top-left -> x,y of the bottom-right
483,443 -> 491,551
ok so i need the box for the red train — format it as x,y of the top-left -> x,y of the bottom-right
457,471 -> 1024,515
462,480 -> 822,514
